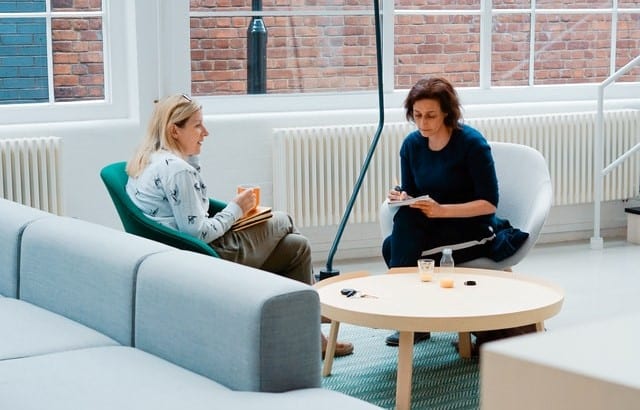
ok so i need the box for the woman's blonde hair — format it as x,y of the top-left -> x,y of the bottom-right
126,94 -> 201,177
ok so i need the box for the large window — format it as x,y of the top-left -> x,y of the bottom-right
0,1 -> 637,119
189,1 -> 378,96
0,0 -> 104,104
189,0 -> 640,96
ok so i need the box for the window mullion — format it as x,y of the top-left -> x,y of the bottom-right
610,0 -> 618,76
45,1 -> 54,103
383,0 -> 394,94
529,0 -> 536,86
479,0 -> 492,89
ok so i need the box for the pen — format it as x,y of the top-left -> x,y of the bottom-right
394,179 -> 402,192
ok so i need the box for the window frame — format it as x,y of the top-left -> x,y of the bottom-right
189,0 -> 640,116
0,1 -> 132,126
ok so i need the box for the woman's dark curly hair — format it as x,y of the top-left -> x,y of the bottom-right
404,77 -> 462,130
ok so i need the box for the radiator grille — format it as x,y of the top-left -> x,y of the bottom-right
273,110 -> 640,228
0,137 -> 63,215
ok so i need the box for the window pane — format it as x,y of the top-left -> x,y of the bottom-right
190,0 -> 249,12
494,0 -> 530,9
535,14 -> 611,85
0,17 -> 48,104
394,14 -> 480,89
492,14 -> 530,86
51,0 -> 101,11
190,0 -> 370,12
619,0 -> 639,8
0,0 -> 45,12
52,17 -> 104,101
536,0 -> 611,8
190,15 -> 378,95
394,0 -> 480,10
616,12 -> 640,82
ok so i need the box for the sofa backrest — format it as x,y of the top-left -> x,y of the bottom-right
19,216 -> 172,346
0,199 -> 52,298
135,251 -> 322,392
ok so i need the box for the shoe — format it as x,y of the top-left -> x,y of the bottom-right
321,333 -> 354,359
385,331 -> 431,346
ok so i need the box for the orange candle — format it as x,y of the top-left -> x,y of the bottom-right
440,278 -> 454,288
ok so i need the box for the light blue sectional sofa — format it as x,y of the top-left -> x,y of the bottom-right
0,198 -> 378,409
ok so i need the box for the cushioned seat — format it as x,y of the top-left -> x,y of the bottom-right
100,161 -> 223,257
0,298 -> 118,360
0,346 -> 379,410
19,216 -> 172,346
379,142 -> 552,270
0,198 -> 52,297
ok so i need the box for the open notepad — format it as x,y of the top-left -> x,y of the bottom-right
231,206 -> 273,231
388,195 -> 430,208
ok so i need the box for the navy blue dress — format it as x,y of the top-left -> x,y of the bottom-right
383,124 -> 499,267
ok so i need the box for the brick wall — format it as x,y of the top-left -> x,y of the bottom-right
51,16 -> 104,101
0,0 -> 103,104
0,17 -> 48,104
52,0 -> 104,101
1,1 -> 638,102
190,0 -> 640,95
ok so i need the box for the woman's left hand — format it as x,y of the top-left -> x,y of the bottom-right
410,199 -> 496,218
409,197 -> 443,218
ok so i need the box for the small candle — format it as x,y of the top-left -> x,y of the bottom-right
440,278 -> 454,288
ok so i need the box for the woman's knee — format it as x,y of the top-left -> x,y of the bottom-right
392,207 -> 424,231
261,233 -> 312,283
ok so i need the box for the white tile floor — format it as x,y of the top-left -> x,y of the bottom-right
314,238 -> 640,332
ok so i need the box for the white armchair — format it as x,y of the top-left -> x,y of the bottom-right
379,141 -> 552,270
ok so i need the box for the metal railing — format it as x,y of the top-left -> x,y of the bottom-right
591,54 -> 640,249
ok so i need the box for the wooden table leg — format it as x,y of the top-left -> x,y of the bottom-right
536,321 -> 545,332
322,320 -> 341,376
396,331 -> 414,410
457,331 -> 472,359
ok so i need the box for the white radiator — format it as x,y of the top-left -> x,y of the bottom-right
273,110 -> 640,228
0,136 -> 63,215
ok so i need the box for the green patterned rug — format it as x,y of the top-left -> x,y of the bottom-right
321,324 -> 479,410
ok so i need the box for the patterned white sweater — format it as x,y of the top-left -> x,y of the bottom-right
126,150 -> 242,242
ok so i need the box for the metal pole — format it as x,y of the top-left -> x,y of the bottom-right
247,0 -> 267,94
319,0 -> 384,280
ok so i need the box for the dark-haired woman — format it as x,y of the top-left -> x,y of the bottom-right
383,77 -> 499,346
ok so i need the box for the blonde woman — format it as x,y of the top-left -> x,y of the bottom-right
126,94 -> 353,357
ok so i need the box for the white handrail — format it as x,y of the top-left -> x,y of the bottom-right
591,54 -> 640,250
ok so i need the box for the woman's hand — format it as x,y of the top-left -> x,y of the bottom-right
411,199 -> 497,219
388,188 -> 409,202
409,197 -> 441,217
233,188 -> 257,215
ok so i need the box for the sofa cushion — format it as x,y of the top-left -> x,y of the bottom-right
0,346 -> 380,410
19,216 -> 173,346
0,346 -> 228,410
0,298 -> 118,360
135,251 -> 322,393
0,199 -> 51,297
231,389 -> 382,409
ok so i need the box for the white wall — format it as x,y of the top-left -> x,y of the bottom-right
0,0 -> 638,267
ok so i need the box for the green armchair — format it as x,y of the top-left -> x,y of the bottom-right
100,161 -> 223,257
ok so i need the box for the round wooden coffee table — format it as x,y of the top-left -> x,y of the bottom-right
314,267 -> 564,410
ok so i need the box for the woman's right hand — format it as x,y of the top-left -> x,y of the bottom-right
388,188 -> 409,202
233,188 -> 257,215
